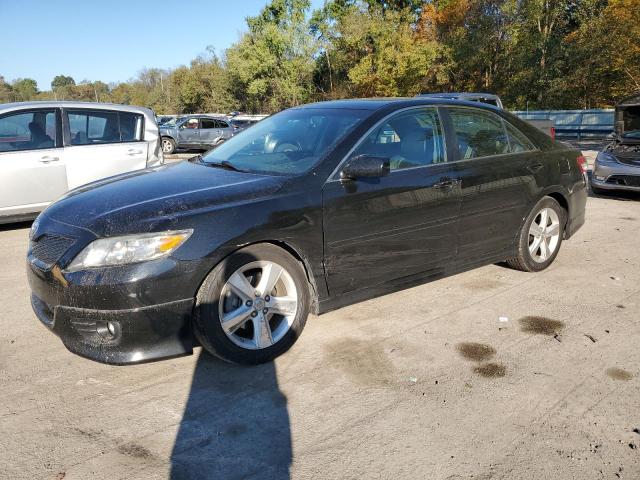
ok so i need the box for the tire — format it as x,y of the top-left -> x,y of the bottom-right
590,182 -> 607,196
193,244 -> 310,365
161,137 -> 176,155
506,196 -> 566,272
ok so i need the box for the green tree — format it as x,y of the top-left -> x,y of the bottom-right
51,75 -> 75,90
11,78 -> 39,101
226,0 -> 317,112
0,76 -> 13,103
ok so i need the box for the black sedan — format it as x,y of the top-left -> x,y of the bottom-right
27,98 -> 587,365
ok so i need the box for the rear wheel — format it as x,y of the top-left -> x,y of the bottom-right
161,137 -> 176,154
506,197 -> 566,272
193,244 -> 310,364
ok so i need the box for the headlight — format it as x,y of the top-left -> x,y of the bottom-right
596,152 -> 617,164
66,230 -> 193,272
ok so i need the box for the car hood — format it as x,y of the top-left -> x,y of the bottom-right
43,161 -> 284,237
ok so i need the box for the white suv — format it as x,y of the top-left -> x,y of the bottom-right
0,101 -> 163,223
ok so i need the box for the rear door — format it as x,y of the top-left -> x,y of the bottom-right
446,107 -> 536,265
0,108 -> 67,217
199,118 -> 220,147
322,107 -> 461,295
63,109 -> 148,190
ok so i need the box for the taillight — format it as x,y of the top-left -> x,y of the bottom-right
576,155 -> 587,174
550,127 -> 556,140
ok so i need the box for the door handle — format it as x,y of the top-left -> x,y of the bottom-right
433,177 -> 459,190
39,156 -> 60,163
527,162 -> 544,173
127,149 -> 143,156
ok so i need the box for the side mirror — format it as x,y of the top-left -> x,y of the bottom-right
341,155 -> 390,180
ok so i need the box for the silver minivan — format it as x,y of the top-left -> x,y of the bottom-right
0,101 -> 163,223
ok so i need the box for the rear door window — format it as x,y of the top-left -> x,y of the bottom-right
66,110 -> 143,145
449,108 -> 510,159
201,118 -> 216,129
0,110 -> 57,152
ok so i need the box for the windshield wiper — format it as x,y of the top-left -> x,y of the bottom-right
202,159 -> 246,172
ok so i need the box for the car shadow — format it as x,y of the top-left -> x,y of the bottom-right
170,352 -> 291,480
0,220 -> 33,232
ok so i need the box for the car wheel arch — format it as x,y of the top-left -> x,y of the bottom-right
512,189 -> 570,247
194,240 -> 321,315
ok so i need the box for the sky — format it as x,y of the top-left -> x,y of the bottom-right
0,0 -> 325,90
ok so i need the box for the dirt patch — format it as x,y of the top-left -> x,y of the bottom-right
606,367 -> 634,381
620,217 -> 637,221
519,316 -> 565,336
462,278 -> 505,291
473,363 -> 506,378
456,342 -> 496,362
117,443 -> 154,459
324,338 -> 394,385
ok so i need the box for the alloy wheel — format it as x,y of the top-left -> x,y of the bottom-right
528,207 -> 561,263
161,139 -> 174,153
218,261 -> 298,350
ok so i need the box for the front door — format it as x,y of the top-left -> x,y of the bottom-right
63,109 -> 148,190
177,117 -> 201,147
0,108 -> 67,217
322,107 -> 461,295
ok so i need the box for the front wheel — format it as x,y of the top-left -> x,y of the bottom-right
193,244 -> 310,364
161,137 -> 176,154
506,197 -> 566,272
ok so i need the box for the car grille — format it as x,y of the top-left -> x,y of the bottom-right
606,175 -> 640,187
30,234 -> 75,268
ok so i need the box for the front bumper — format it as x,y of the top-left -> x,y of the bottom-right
592,160 -> 640,192
30,292 -> 193,365
26,215 -> 199,364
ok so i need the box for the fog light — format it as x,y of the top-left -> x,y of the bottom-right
96,320 -> 119,339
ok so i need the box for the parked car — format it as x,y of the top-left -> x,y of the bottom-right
159,115 -> 233,154
591,93 -> 640,194
229,118 -> 256,133
27,98 -> 587,365
0,101 -> 163,224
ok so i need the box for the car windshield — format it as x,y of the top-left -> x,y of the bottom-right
201,108 -> 367,175
162,117 -> 182,127
622,107 -> 640,138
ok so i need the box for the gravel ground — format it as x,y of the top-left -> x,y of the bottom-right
1,161 -> 639,479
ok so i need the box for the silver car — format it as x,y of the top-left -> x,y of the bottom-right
159,115 -> 233,154
0,101 -> 163,223
591,93 -> 640,194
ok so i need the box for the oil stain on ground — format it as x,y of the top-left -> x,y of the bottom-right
519,316 -> 565,336
117,442 -> 154,459
606,367 -> 634,381
473,363 -> 507,378
324,337 -> 394,385
456,342 -> 496,362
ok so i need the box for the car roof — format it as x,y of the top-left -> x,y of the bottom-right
0,100 -> 155,117
418,92 -> 500,99
296,97 -> 503,112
